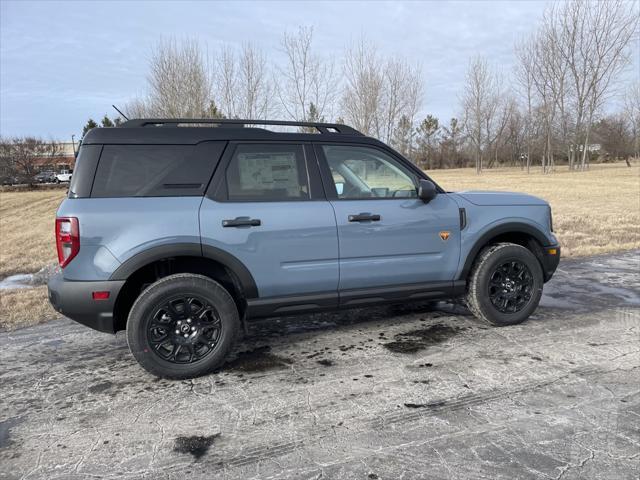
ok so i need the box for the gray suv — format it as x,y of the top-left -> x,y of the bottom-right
48,119 -> 560,379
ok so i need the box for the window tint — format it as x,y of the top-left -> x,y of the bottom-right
321,145 -> 418,199
91,144 -> 220,197
225,144 -> 309,201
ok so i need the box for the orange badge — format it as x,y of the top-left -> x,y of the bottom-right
439,231 -> 450,241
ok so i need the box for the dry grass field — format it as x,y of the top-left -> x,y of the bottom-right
0,161 -> 638,330
434,162 -> 640,258
0,189 -> 65,276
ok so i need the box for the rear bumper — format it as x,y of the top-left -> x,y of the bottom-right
541,244 -> 561,282
47,273 -> 125,334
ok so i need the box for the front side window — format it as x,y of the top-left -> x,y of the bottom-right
321,145 -> 418,199
225,144 -> 309,201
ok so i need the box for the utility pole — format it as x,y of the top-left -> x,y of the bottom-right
71,134 -> 76,156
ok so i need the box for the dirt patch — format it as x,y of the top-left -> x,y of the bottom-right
224,346 -> 292,373
383,324 -> 464,354
173,433 -> 219,460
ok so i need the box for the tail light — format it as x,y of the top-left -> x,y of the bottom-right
56,217 -> 79,268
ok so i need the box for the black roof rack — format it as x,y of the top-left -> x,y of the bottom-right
120,118 -> 363,136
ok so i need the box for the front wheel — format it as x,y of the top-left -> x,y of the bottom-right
466,243 -> 543,326
126,273 -> 240,379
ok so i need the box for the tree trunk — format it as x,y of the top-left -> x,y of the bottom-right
581,126 -> 591,171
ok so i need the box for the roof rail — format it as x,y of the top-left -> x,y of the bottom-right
119,118 -> 363,136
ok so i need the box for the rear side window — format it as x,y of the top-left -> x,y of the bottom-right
69,145 -> 101,198
91,143 -> 224,198
224,144 -> 309,201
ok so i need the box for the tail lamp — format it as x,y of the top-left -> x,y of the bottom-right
56,217 -> 79,268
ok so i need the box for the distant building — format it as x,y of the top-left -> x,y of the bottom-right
33,142 -> 76,173
571,143 -> 602,154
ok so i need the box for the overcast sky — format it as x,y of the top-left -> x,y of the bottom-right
1,0 -> 638,140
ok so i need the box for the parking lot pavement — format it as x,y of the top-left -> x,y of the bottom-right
1,251 -> 639,480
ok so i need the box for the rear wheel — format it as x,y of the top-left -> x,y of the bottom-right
466,243 -> 543,326
126,273 -> 240,379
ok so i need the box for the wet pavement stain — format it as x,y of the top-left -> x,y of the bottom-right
88,381 -> 113,394
383,324 -> 464,353
0,416 -> 24,449
173,434 -> 219,460
224,346 -> 292,373
404,401 -> 446,409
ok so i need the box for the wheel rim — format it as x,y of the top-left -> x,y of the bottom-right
146,295 -> 222,364
488,260 -> 534,314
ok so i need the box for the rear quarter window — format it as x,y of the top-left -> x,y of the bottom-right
68,145 -> 101,198
91,143 -> 224,198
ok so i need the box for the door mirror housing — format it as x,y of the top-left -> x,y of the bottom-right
418,179 -> 437,203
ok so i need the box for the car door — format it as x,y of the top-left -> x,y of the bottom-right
199,142 -> 339,300
315,143 -> 461,294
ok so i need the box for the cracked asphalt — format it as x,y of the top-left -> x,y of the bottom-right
1,251 -> 639,479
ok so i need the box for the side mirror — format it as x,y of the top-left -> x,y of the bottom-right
418,179 -> 437,203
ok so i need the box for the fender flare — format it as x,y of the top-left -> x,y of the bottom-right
109,242 -> 259,299
458,222 -> 551,280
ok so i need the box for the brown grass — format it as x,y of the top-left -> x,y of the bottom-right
0,286 -> 61,331
0,161 -> 638,331
0,189 -> 65,276
431,162 -> 640,257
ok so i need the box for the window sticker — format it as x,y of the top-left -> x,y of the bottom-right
237,152 -> 299,195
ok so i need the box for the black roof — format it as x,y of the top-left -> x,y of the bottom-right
82,118 -> 375,145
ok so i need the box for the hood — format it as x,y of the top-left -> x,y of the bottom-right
456,191 -> 548,206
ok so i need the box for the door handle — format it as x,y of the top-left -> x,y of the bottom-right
222,217 -> 261,228
348,213 -> 381,222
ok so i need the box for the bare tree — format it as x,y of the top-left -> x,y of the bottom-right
216,43 -> 274,119
277,26 -> 336,122
341,39 -> 384,136
461,55 -> 501,174
216,46 -> 238,118
487,95 -> 516,169
529,24 -> 567,173
556,0 -> 638,170
0,137 -> 61,182
515,38 -> 536,173
378,59 -> 422,143
341,38 -> 422,141
137,38 -> 214,118
624,82 -> 640,160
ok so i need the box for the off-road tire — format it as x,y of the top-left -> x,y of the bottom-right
127,273 -> 240,379
466,243 -> 543,326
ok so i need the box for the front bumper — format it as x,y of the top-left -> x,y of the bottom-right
541,244 -> 561,282
47,273 -> 125,333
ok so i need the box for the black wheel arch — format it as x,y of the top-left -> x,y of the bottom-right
110,243 -> 258,332
460,223 -> 553,282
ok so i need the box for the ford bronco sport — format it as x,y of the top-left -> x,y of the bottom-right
48,119 -> 560,379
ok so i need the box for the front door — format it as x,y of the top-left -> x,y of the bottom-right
200,142 -> 339,299
315,144 -> 460,292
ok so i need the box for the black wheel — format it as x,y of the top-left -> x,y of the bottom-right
126,273 -> 240,379
466,243 -> 543,326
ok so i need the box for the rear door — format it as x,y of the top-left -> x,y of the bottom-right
315,143 -> 461,292
199,142 -> 339,299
